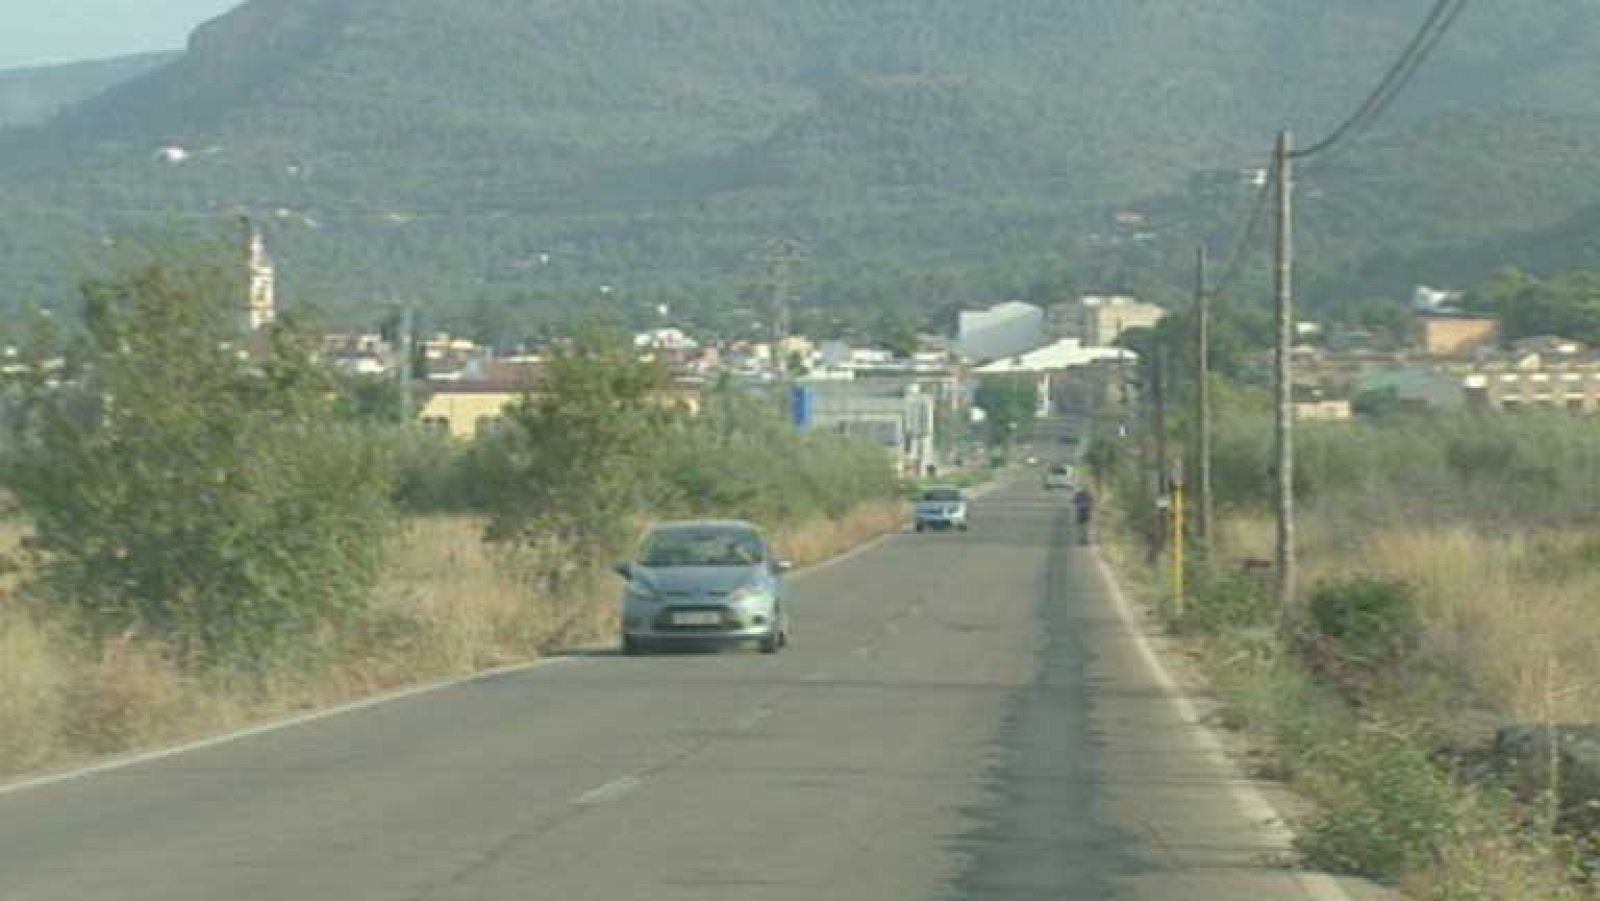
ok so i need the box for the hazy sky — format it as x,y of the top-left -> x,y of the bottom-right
1,0 -> 243,69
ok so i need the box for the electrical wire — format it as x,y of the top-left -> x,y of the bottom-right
1354,0 -> 1470,139
1207,155 -> 1277,299
1293,0 -> 1469,160
1201,0 -> 1469,293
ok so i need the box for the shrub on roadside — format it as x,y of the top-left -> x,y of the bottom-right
476,342 -> 901,583
2,257 -> 397,671
1303,576 -> 1422,701
1295,722 -> 1472,882
1177,564 -> 1275,635
661,389 -> 899,526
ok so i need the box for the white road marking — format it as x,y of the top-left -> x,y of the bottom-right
790,530 -> 897,579
0,657 -> 573,799
1091,552 -> 1354,901
570,773 -> 645,807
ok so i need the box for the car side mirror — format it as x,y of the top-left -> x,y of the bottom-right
772,559 -> 794,574
614,563 -> 632,580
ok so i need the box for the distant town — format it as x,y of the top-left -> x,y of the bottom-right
171,225 -> 1597,480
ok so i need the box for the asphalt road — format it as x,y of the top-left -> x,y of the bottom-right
0,471 -> 1388,899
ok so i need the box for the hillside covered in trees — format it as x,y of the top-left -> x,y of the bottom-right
4,0 -> 1600,335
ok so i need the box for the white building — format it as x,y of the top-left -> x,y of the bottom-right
1412,285 -> 1465,313
977,338 -> 1137,417
634,327 -> 699,352
958,301 -> 1047,363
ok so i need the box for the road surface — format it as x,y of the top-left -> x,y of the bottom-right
0,477 -> 1388,900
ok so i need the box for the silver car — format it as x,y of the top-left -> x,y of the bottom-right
616,520 -> 792,655
914,486 -> 969,532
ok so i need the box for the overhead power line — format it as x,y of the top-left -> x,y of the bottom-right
1293,0 -> 1469,160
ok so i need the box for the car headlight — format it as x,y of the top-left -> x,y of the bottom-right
726,584 -> 772,607
625,585 -> 659,604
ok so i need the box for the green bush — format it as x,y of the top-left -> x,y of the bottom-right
391,427 -> 499,513
1212,411 -> 1600,530
476,340 -> 900,580
1179,565 -> 1275,635
1305,577 -> 1421,695
1296,724 -> 1472,883
3,258 -> 397,670
659,388 -> 899,524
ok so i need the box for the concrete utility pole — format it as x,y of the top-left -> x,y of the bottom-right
1195,245 -> 1214,545
1272,130 -> 1296,614
1151,343 -> 1169,560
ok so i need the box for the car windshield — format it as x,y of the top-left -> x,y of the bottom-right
1050,466 -> 1070,476
922,488 -> 962,502
639,527 -> 765,568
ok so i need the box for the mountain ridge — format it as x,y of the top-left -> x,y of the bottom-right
3,1 -> 1600,330
0,52 -> 177,130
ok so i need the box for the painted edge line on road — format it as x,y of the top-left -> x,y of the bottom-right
0,656 -> 572,799
1090,551 -> 1355,901
790,527 -> 898,579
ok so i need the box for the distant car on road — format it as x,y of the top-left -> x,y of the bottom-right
915,486 -> 970,532
1043,464 -> 1076,490
616,520 -> 791,655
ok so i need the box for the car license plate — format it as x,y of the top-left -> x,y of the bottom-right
671,610 -> 722,626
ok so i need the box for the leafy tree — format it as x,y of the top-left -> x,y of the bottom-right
871,311 -> 920,358
1494,270 -> 1600,345
656,385 -> 899,525
2,255 -> 396,670
335,373 -> 413,424
975,374 -> 1038,448
479,331 -> 680,579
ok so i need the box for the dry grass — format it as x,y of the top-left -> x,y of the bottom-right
1212,512 -> 1600,726
770,500 -> 907,567
1360,529 -> 1600,725
0,504 -> 903,781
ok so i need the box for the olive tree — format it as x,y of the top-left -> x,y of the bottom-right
3,256 -> 396,670
479,333 -> 682,581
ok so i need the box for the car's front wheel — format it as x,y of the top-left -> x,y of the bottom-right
621,634 -> 644,656
759,614 -> 786,654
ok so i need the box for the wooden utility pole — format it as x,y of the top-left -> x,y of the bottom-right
1195,245 -> 1214,545
1273,130 -> 1297,614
